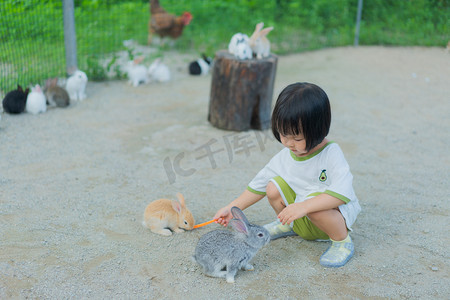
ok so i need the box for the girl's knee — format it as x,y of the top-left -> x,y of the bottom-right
307,210 -> 337,223
266,182 -> 280,200
307,209 -> 345,226
307,211 -> 322,222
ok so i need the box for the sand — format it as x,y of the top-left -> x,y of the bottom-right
1,46 -> 449,299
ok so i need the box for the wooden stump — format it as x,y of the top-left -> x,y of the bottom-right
208,50 -> 278,131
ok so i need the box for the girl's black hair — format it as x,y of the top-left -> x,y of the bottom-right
271,82 -> 331,152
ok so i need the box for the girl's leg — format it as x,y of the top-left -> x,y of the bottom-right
266,181 -> 287,214
307,209 -> 347,241
264,181 -> 297,240
307,209 -> 354,268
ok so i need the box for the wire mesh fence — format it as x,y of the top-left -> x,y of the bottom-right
1,0 -> 448,97
0,1 -> 67,95
0,0 -> 156,96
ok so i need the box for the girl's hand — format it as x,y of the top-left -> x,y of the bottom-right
278,202 -> 307,225
214,206 -> 233,227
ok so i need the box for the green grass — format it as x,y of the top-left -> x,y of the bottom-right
1,0 -> 449,94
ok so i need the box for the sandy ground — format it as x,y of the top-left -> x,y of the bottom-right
1,46 -> 449,299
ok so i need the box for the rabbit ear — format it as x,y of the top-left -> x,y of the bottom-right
45,78 -> 55,88
134,56 -> 144,64
231,206 -> 250,225
176,193 -> 186,207
260,27 -> 273,36
230,219 -> 249,235
254,22 -> 264,33
171,200 -> 182,214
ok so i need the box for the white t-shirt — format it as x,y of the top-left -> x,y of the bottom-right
248,142 -> 361,230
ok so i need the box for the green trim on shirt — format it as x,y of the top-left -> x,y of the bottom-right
324,190 -> 351,204
247,186 -> 266,195
306,190 -> 351,204
307,192 -> 323,198
290,141 -> 335,161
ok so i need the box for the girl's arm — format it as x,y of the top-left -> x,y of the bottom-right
214,189 -> 265,226
278,193 -> 345,225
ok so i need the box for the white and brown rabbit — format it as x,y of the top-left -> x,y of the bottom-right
249,22 -> 273,59
44,78 -> 70,107
142,193 -> 195,236
193,207 -> 270,283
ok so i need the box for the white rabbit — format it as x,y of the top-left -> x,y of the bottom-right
126,57 -> 149,87
66,70 -> 88,101
228,33 -> 249,54
26,84 -> 47,115
193,207 -> 270,283
249,22 -> 273,59
148,58 -> 171,83
235,42 -> 253,60
228,33 -> 252,60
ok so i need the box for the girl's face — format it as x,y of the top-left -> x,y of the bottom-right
279,134 -> 308,157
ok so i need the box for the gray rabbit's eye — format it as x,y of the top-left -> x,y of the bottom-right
258,233 -> 264,237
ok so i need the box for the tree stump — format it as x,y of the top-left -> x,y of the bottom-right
208,50 -> 278,131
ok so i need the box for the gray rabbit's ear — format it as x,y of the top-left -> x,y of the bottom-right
230,219 -> 248,235
231,206 -> 249,224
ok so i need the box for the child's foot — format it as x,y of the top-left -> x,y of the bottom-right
263,219 -> 296,240
319,234 -> 354,268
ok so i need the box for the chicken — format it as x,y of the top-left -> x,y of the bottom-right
148,0 -> 193,45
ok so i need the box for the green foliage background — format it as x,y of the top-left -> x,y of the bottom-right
0,0 -> 449,93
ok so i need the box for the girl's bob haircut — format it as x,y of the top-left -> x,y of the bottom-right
271,82 -> 331,152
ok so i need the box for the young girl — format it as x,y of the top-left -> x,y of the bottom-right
214,82 -> 361,268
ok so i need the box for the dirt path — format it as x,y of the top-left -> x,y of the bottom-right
1,46 -> 449,299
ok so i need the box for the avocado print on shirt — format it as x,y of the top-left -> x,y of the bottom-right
319,169 -> 327,182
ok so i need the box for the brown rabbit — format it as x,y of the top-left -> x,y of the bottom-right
248,22 -> 273,59
44,78 -> 70,107
142,193 -> 195,236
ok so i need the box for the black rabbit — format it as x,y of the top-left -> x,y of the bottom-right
189,54 -> 212,76
2,85 -> 30,114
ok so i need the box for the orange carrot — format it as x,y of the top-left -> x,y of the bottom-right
193,219 -> 217,229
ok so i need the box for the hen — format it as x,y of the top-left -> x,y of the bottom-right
148,0 -> 193,45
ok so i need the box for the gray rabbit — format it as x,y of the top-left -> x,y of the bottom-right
44,78 -> 70,107
193,207 -> 270,283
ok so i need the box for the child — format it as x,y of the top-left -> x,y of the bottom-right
214,82 -> 361,268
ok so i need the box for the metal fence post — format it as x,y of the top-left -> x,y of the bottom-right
354,0 -> 363,46
62,0 -> 77,75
